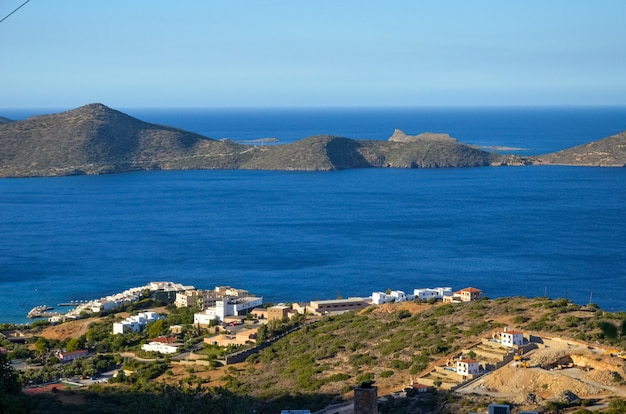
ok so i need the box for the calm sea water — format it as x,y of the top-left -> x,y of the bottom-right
1,107 -> 625,323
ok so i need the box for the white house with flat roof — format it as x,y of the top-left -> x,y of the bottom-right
372,292 -> 388,305
194,296 -> 263,326
456,359 -> 480,378
113,311 -> 161,335
414,287 -> 452,301
194,308 -> 218,326
372,290 -> 412,305
501,328 -> 524,347
141,337 -> 182,354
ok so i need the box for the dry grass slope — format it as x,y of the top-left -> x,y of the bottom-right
539,131 -> 626,166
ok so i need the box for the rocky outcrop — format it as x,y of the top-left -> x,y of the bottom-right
389,129 -> 457,143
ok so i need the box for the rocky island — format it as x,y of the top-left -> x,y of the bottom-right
1,103 -> 623,178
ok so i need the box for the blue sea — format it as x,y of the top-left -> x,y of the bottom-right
1,107 -> 626,323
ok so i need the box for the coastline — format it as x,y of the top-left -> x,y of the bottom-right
3,281 -> 604,327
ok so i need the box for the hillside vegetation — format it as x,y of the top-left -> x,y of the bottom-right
226,297 -> 626,403
6,296 -> 626,413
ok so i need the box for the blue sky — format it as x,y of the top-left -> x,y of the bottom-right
1,1 -> 625,108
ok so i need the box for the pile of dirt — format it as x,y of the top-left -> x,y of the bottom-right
587,369 -> 622,386
461,347 -> 626,405
528,347 -> 585,368
479,365 -> 605,403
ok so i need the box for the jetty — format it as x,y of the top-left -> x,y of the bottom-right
27,305 -> 58,319
57,301 -> 88,307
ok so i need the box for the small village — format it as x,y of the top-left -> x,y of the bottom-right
3,282 -> 626,414
16,283 -> 484,358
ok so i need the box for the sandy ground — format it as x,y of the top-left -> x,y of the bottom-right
457,343 -> 626,406
38,317 -> 106,340
38,307 -> 168,340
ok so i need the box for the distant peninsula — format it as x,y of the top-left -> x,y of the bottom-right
0,103 -> 624,178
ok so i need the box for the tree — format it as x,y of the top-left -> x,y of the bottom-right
598,321 -> 618,340
65,337 -> 81,352
146,319 -> 165,339
8,345 -> 29,360
0,355 -> 20,396
35,337 -> 49,355
0,354 -> 27,413
256,324 -> 269,343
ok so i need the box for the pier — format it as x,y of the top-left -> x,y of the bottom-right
57,301 -> 87,307
27,305 -> 59,319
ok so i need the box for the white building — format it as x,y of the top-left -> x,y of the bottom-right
194,308 -> 218,326
413,287 -> 452,301
501,328 -> 524,347
194,296 -> 263,326
389,290 -> 410,302
372,290 -> 413,305
141,337 -> 182,354
113,311 -> 161,335
456,359 -> 480,377
91,300 -> 121,313
372,292 -> 390,305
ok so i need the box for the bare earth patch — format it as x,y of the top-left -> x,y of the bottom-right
39,318 -> 105,340
458,344 -> 626,406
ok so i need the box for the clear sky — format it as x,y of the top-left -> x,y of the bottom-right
1,1 -> 625,108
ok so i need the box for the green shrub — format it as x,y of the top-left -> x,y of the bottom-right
390,359 -> 409,370
348,353 -> 377,368
356,372 -> 374,384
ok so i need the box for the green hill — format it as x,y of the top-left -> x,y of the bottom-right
12,296 -> 626,413
221,297 -> 626,412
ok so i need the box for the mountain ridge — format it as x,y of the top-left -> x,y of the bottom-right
0,103 -> 623,178
538,131 -> 626,167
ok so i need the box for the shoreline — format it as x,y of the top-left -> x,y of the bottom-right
2,281 -> 608,327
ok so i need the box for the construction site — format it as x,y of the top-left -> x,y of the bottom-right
415,328 -> 626,407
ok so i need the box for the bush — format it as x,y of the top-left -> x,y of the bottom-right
394,310 -> 412,320
348,353 -> 377,368
390,360 -> 410,370
356,372 -> 374,384
380,370 -> 394,378
512,315 -> 526,324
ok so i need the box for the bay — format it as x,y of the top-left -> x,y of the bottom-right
1,107 -> 626,323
